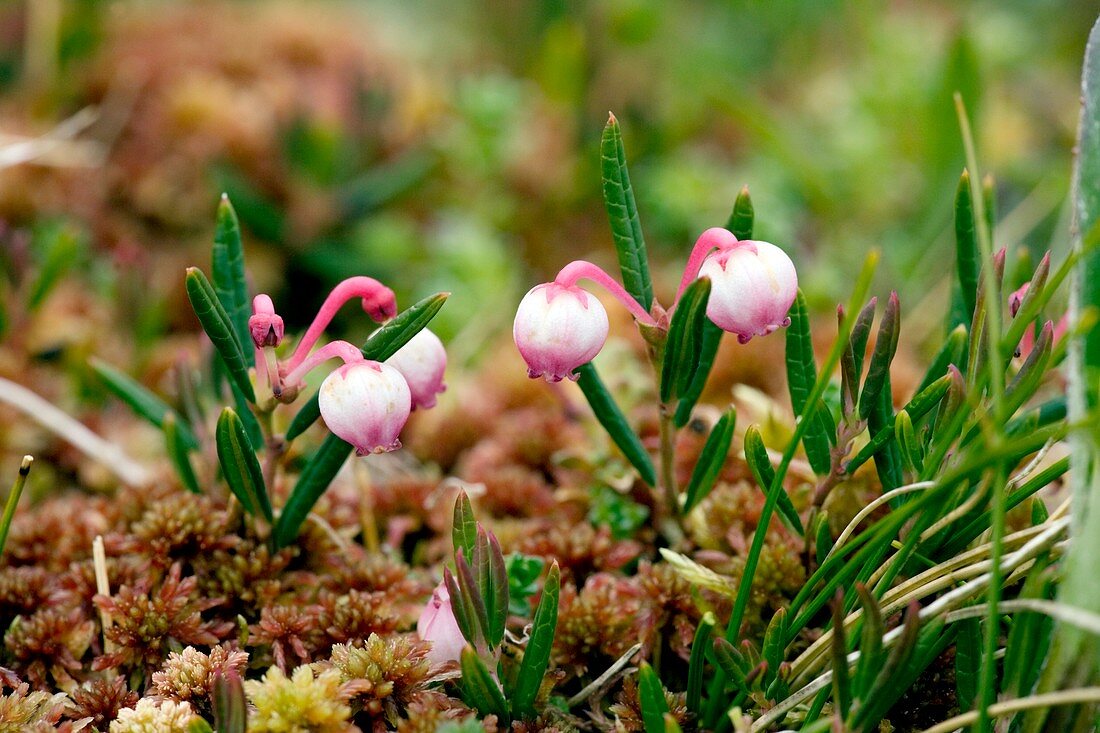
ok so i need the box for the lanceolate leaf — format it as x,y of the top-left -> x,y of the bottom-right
681,408 -> 736,515
575,362 -> 657,486
686,612 -> 716,715
215,408 -> 273,522
952,169 -> 980,329
488,533 -> 508,649
90,359 -> 199,449
844,373 -> 953,475
637,662 -> 670,733
511,562 -> 560,718
601,113 -> 654,310
212,672 -> 247,733
660,277 -> 711,403
271,433 -> 351,549
744,426 -> 803,535
460,647 -> 509,722
285,292 -> 449,442
211,195 -> 252,366
858,292 -> 900,421
674,321 -> 723,427
452,491 -> 478,561
185,268 -> 255,403
725,185 -> 755,240
786,290 -> 835,475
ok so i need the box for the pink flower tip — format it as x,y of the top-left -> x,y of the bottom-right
698,239 -> 798,342
318,361 -> 411,455
513,282 -> 609,382
361,286 -> 398,322
249,294 -> 285,348
386,328 -> 447,410
417,581 -> 466,668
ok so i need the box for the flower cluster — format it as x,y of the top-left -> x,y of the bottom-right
251,277 -> 446,454
513,227 -> 797,381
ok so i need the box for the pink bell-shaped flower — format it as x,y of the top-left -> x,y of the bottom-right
386,329 -> 447,410
513,282 -> 609,382
318,361 -> 411,454
417,581 -> 466,668
698,240 -> 798,343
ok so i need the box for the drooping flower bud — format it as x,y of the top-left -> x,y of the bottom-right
318,361 -> 411,454
513,282 -> 609,382
698,240 -> 798,343
416,581 -> 465,668
249,294 -> 284,348
385,329 -> 447,410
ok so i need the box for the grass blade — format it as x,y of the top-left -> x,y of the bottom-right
0,457 -> 31,558
163,413 -> 201,494
951,169 -> 980,329
90,358 -> 198,449
686,612 -> 716,715
637,662 -> 670,733
601,113 -> 654,310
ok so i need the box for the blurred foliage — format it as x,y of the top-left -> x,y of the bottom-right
0,0 -> 1094,352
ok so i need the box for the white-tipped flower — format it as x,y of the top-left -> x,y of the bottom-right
386,329 -> 447,410
318,361 -> 411,455
513,282 -> 609,382
698,240 -> 798,343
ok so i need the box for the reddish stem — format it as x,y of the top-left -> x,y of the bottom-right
282,340 -> 365,387
285,277 -> 396,372
674,227 -> 739,302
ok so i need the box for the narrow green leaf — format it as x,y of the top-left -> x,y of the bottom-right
90,359 -> 198,449
456,549 -> 491,646
445,566 -> 479,647
215,408 -> 273,522
952,169 -> 980,328
460,647 -> 509,721
786,290 -> 835,475
853,584 -> 885,700
1004,556 -> 1054,697
844,373 -> 953,475
850,298 -> 879,386
955,616 -> 981,710
1032,497 -> 1050,525
711,638 -> 749,686
681,408 -> 735,514
660,277 -> 711,403
488,533 -> 508,649
185,268 -> 255,403
212,195 -> 252,366
601,113 -> 653,310
575,362 -> 657,486
511,562 -> 560,718
452,491 -> 478,562
271,432 -> 351,549
686,612 -> 716,715
637,662 -> 669,733
762,608 -> 787,683
163,414 -> 200,495
674,320 -> 722,427
663,714 -> 684,733
814,511 -> 832,566
744,426 -> 803,535
895,409 -> 922,476
285,292 -> 448,442
212,671 -> 247,733
27,223 -> 82,311
915,324 -> 967,395
858,292 -> 900,421
725,185 -> 754,240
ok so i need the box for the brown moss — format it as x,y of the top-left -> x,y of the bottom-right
66,676 -> 139,729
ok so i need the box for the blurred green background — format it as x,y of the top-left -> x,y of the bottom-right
0,0 -> 1093,358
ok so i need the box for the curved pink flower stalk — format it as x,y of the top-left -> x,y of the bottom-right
284,277 -> 397,373
280,340 -> 367,392
675,227 -> 740,302
553,260 -> 658,327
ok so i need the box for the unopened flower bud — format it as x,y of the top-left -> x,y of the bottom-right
698,240 -> 798,343
386,329 -> 447,410
249,294 -> 284,348
417,581 -> 465,668
513,282 -> 609,382
318,361 -> 411,455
